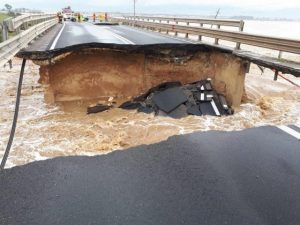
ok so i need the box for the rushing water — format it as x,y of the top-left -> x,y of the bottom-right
1,21 -> 300,168
0,58 -> 299,169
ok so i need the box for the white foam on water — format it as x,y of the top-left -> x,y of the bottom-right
1,41 -> 300,169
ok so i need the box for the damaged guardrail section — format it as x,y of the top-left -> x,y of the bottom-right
0,18 -> 57,67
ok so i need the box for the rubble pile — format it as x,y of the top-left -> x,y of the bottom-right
119,80 -> 233,118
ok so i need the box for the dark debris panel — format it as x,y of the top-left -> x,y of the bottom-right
119,80 -> 233,118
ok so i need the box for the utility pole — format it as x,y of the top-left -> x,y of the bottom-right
214,8 -> 220,19
211,8 -> 220,28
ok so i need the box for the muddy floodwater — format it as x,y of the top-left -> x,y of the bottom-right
0,58 -> 300,168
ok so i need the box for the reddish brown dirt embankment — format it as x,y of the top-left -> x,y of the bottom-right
37,49 -> 247,107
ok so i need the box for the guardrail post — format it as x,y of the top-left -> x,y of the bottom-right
42,18 -> 47,33
166,20 -> 170,34
198,23 -> 203,41
43,17 -> 47,33
158,20 -> 162,32
25,21 -> 29,29
274,51 -> 283,81
274,70 -> 279,81
278,50 -> 283,59
214,25 -> 221,45
172,20 -> 178,36
1,21 -> 8,43
236,20 -> 244,49
8,59 -> 12,69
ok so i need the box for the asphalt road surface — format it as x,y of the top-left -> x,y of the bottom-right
0,126 -> 299,225
24,21 -> 192,53
50,22 -> 189,50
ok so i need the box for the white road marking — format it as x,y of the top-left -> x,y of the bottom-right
223,104 -> 229,110
50,22 -> 66,50
211,99 -> 221,116
200,93 -> 204,101
106,28 -> 135,45
118,25 -> 195,44
277,125 -> 300,140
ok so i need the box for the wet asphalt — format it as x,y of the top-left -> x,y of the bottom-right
0,126 -> 300,225
53,22 -> 187,49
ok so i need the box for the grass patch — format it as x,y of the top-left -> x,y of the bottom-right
0,12 -> 10,22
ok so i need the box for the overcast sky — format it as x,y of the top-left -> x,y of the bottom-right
1,0 -> 300,19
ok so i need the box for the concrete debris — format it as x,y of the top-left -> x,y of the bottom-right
167,104 -> 188,119
108,97 -> 114,103
152,87 -> 188,113
87,104 -> 112,114
120,80 -> 233,118
133,81 -> 182,102
199,102 -> 217,116
119,101 -> 141,110
187,104 -> 202,116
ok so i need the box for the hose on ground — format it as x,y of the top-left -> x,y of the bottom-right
0,59 -> 26,170
277,72 -> 300,88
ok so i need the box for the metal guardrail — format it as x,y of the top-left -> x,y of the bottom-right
1,13 -> 56,42
115,18 -> 300,55
10,13 -> 56,31
122,16 -> 244,48
0,18 -> 57,67
124,16 -> 244,28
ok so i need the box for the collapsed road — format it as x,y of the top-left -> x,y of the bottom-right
0,20 -> 300,225
0,126 -> 300,225
17,21 -> 300,109
19,22 -> 248,107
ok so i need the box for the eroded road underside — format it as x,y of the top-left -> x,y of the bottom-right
36,46 -> 247,107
